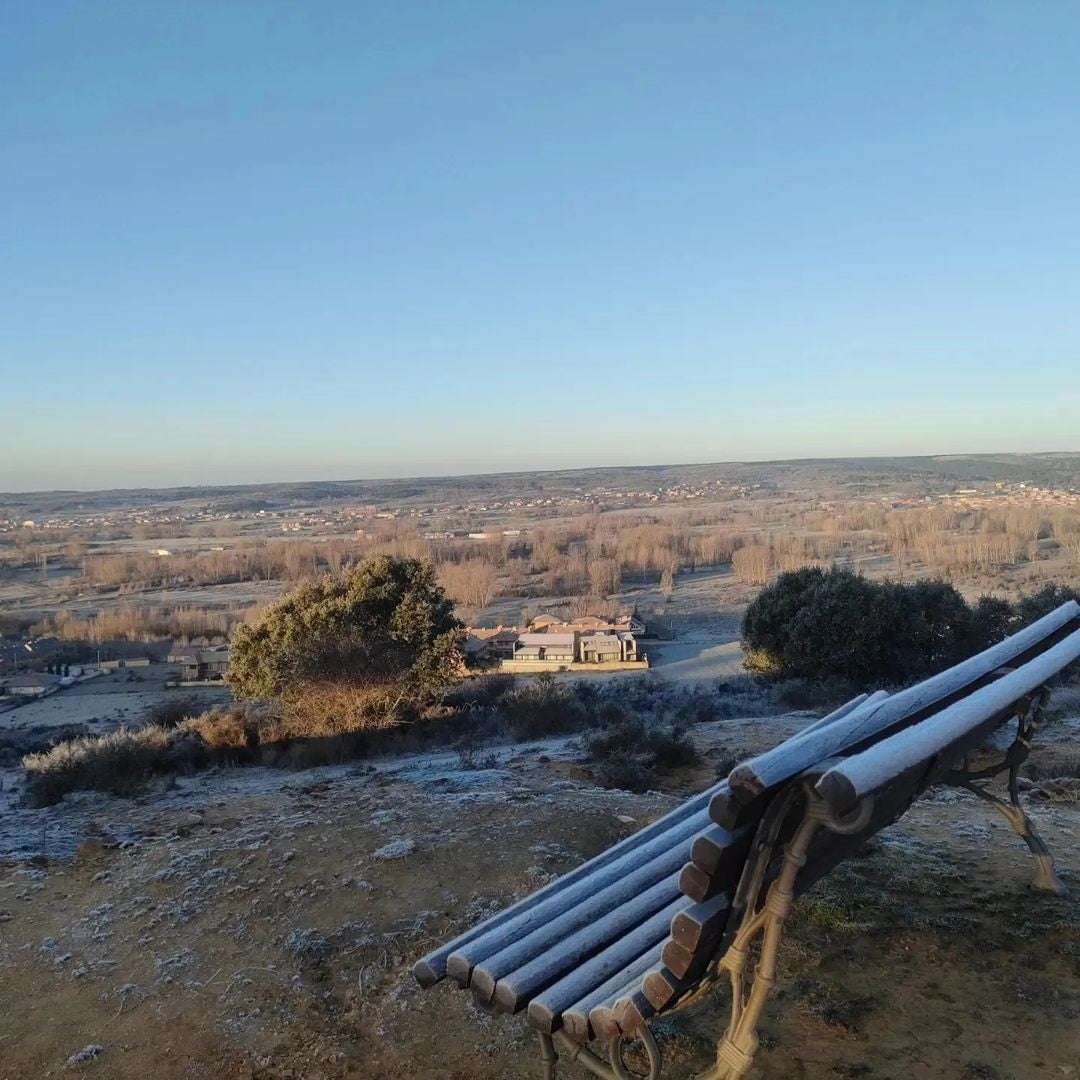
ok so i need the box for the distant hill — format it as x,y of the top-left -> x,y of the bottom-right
2,452 -> 1078,518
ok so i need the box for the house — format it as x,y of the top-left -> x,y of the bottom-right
499,627 -> 647,671
578,631 -> 639,664
0,672 -> 61,697
525,613 -> 647,637
463,626 -> 522,663
99,657 -> 151,671
172,646 -> 230,682
511,633 -> 577,666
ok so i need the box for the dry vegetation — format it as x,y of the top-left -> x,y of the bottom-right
7,496 -> 1080,643
13,670 -> 797,807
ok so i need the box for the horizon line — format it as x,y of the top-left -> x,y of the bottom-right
3,448 -> 1079,500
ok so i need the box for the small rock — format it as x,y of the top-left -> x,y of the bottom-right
373,839 -> 416,860
66,1044 -> 103,1066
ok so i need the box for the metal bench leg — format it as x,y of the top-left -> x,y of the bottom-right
948,687 -> 1067,897
539,1033 -> 558,1080
956,778 -> 1066,895
546,1030 -> 660,1080
700,782 -> 873,1080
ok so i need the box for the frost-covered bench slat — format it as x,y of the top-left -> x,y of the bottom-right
415,779 -> 718,989
525,901 -> 687,1032
717,601 -> 1080,828
816,627 -> 1080,814
484,880 -> 688,1011
554,942 -> 663,1042
458,816 -> 704,996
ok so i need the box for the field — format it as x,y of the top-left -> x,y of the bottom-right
4,455 -> 1080,666
1,664 -> 230,733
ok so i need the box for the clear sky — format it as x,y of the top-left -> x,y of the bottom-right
3,1 -> 1079,492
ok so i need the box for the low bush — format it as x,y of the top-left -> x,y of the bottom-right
444,673 -> 517,709
1044,683 -> 1080,727
582,708 -> 698,792
146,695 -> 202,729
0,724 -> 90,767
742,568 -> 1080,685
502,673 -> 588,740
19,669 -> 784,806
22,725 -> 211,806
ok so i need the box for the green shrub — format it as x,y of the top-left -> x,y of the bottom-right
742,568 -> 1029,684
228,555 -> 463,710
22,725 -> 210,806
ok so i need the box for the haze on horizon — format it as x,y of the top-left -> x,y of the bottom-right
3,1 -> 1079,492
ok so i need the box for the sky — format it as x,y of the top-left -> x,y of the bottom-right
2,1 -> 1079,492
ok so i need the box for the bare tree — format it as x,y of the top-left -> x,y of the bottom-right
588,557 -> 621,597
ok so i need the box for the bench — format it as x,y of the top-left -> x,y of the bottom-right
413,600 -> 1080,1079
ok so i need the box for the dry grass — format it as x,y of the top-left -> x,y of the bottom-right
33,604 -> 250,643
22,725 -> 206,805
18,669 -> 754,806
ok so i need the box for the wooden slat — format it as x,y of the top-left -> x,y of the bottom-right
471,847 -> 686,1002
614,988 -> 659,1035
660,939 -> 696,980
414,776 -> 725,988
495,895 -> 689,1014
641,965 -> 688,1011
678,860 -> 719,904
689,825 -> 750,877
534,942 -> 663,1040
589,973 -> 653,1040
669,893 -> 731,952
795,689 -> 886,738
713,604 -> 1080,830
816,628 -> 1080,810
446,805 -> 709,987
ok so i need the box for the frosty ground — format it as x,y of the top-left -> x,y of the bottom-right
1,710 -> 1078,1080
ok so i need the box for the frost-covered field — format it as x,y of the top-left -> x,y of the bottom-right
1,710 -> 1078,1079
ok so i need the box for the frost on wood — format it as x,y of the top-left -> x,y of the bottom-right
818,625 -> 1080,805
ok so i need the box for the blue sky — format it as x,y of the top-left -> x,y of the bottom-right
3,1 -> 1078,491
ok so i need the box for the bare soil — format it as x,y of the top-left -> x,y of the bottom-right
1,717 -> 1078,1079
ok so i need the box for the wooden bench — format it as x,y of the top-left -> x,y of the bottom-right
413,601 -> 1080,1079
